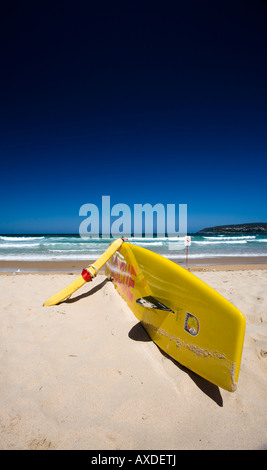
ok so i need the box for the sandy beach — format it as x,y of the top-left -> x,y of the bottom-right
0,262 -> 267,450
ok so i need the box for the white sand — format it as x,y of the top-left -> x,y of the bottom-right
0,269 -> 267,450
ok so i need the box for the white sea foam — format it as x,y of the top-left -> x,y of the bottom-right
0,236 -> 45,241
0,243 -> 41,248
193,240 -> 248,244
129,237 -> 185,242
203,236 -> 256,240
48,249 -> 102,254
161,253 -> 267,259
132,241 -> 163,247
0,254 -> 95,261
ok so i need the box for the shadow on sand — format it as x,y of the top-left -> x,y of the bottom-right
61,278 -> 109,304
128,321 -> 223,407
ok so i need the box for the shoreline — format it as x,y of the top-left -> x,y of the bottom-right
1,256 -> 267,274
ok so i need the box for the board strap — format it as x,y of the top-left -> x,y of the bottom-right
43,238 -> 123,306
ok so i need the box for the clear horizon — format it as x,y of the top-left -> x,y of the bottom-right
1,221 -> 267,236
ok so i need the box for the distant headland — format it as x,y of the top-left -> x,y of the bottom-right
197,223 -> 267,234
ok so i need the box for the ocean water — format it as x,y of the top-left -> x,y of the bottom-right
0,234 -> 267,263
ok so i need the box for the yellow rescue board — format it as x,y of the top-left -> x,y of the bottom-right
105,242 -> 245,392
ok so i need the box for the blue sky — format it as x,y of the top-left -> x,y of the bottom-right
0,1 -> 266,233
